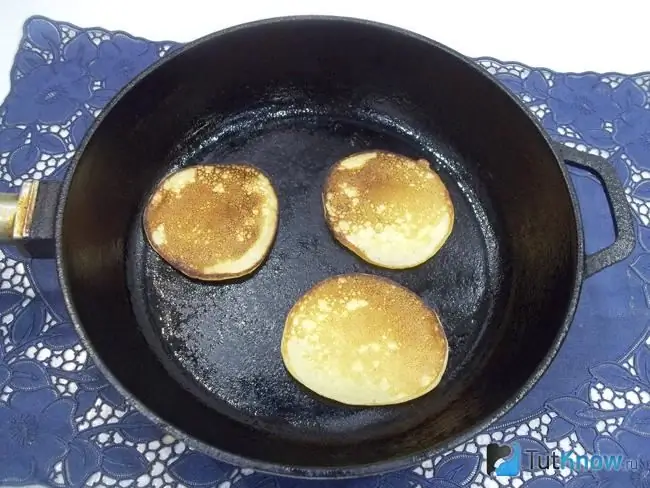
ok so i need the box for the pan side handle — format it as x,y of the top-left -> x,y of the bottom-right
0,180 -> 61,259
554,143 -> 636,278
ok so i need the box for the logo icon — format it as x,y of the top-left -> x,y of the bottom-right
487,442 -> 521,476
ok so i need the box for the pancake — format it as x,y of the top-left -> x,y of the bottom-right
281,273 -> 448,406
143,164 -> 278,281
323,150 -> 454,269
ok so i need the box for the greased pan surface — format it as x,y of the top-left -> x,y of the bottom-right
127,110 -> 499,443
49,17 -> 634,478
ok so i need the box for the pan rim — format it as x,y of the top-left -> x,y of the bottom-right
54,14 -> 584,479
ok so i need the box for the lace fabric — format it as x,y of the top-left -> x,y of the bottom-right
0,16 -> 648,488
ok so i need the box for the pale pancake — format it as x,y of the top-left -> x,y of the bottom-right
323,150 -> 454,269
281,273 -> 448,406
143,164 -> 278,281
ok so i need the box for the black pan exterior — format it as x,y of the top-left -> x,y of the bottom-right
56,17 -> 581,477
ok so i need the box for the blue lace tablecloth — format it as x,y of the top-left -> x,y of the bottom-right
0,16 -> 649,488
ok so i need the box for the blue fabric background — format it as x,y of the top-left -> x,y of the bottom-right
0,16 -> 649,488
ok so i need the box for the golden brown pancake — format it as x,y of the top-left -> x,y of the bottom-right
281,273 -> 448,406
143,164 -> 278,281
323,150 -> 454,269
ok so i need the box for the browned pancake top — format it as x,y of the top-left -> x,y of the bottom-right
323,151 -> 454,269
143,164 -> 278,280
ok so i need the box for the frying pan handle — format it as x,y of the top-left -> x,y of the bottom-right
0,180 -> 60,259
554,143 -> 636,277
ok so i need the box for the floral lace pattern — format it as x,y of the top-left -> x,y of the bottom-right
0,16 -> 648,488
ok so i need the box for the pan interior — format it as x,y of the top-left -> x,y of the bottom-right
126,107 -> 503,445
